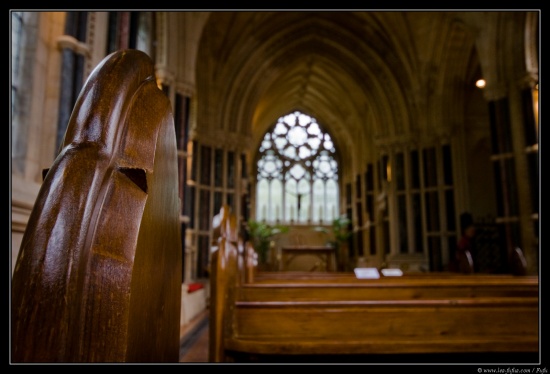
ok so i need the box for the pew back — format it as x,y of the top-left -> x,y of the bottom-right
230,297 -> 538,355
239,275 -> 539,301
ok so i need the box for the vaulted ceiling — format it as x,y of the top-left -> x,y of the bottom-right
194,11 -> 484,170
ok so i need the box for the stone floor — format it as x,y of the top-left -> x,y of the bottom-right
179,310 -> 209,363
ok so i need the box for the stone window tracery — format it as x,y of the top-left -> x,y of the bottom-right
256,111 -> 339,223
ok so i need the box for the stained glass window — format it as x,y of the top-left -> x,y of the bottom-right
256,111 -> 339,223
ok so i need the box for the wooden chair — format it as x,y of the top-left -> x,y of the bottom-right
11,50 -> 182,363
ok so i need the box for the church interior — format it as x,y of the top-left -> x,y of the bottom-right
10,11 -> 540,364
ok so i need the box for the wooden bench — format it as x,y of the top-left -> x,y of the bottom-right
210,213 -> 539,363
11,50 -> 182,363
229,297 -> 538,357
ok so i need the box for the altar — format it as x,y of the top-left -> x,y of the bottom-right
280,245 -> 334,271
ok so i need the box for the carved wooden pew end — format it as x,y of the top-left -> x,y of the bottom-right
11,49 -> 182,363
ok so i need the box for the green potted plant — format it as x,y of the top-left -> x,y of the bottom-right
331,215 -> 351,271
247,219 -> 289,267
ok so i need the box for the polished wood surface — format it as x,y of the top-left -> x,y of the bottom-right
11,50 -> 182,363
230,297 -> 538,355
179,310 -> 209,363
239,274 -> 539,301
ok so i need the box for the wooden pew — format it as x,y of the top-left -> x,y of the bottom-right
210,218 -> 539,363
228,296 -> 538,362
11,50 -> 182,363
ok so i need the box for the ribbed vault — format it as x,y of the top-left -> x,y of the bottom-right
195,11 -> 479,175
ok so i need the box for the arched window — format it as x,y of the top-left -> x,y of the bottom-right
256,111 -> 339,224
